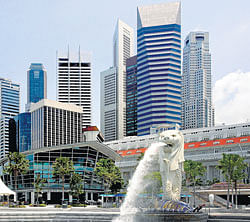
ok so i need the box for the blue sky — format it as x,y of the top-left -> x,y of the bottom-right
1,0 -> 250,127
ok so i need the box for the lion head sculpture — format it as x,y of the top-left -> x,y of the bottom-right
159,129 -> 185,172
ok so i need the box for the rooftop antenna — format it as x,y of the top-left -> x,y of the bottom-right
79,45 -> 81,61
67,44 -> 70,58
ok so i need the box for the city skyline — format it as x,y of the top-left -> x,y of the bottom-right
1,0 -> 250,127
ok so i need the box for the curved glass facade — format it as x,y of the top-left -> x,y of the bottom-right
1,142 -> 118,204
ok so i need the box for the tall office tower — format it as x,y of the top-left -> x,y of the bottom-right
100,67 -> 117,141
57,49 -> 91,128
137,2 -> 182,136
0,78 -> 20,159
113,19 -> 134,139
126,55 -> 137,136
100,19 -> 134,141
30,99 -> 83,149
182,32 -> 214,129
9,113 -> 31,153
27,63 -> 47,104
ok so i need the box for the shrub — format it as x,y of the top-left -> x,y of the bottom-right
71,203 -> 86,207
9,205 -> 26,208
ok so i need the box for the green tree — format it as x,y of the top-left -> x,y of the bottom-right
144,171 -> 162,196
216,153 -> 247,209
69,172 -> 83,203
4,152 -> 29,192
34,173 -> 46,205
94,158 -> 124,193
184,160 -> 206,207
52,157 -> 74,204
232,156 -> 247,208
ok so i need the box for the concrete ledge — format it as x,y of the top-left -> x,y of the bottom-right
133,212 -> 208,222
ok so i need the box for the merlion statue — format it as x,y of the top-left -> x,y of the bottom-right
158,125 -> 184,201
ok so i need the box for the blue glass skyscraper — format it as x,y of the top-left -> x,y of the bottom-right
13,113 -> 31,153
137,2 -> 182,136
0,78 -> 20,159
126,55 -> 137,136
27,63 -> 47,104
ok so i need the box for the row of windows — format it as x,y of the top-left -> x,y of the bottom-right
138,57 -> 181,69
137,110 -> 181,118
137,48 -> 181,58
137,78 -> 181,88
138,88 -> 181,98
137,31 -> 180,43
138,37 -> 181,48
138,83 -> 181,93
137,104 -> 181,113
137,67 -> 181,79
137,24 -> 180,36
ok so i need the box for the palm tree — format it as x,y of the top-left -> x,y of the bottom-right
216,153 -> 247,209
232,157 -> 247,209
4,152 -> 29,192
52,157 -> 74,204
184,160 -> 206,207
216,153 -> 233,209
33,173 -> 46,205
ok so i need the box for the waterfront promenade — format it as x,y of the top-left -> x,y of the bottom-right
0,206 -> 250,221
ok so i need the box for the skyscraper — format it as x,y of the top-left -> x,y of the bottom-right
100,67 -> 117,141
182,32 -> 214,129
27,63 -> 47,104
137,2 -> 182,136
9,112 -> 31,153
126,55 -> 137,136
113,19 -> 134,139
30,99 -> 83,149
100,19 -> 134,141
0,78 -> 20,159
57,49 -> 91,128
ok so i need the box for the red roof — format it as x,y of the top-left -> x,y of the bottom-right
82,126 -> 99,132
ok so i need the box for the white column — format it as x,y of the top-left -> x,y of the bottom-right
207,166 -> 210,181
31,192 -> 35,204
47,191 -> 51,200
25,192 -> 28,202
85,192 -> 88,201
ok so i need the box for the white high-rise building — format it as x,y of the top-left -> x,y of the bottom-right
57,49 -> 91,128
100,67 -> 117,141
30,99 -> 83,150
100,19 -> 134,141
0,78 -> 20,159
182,32 -> 214,129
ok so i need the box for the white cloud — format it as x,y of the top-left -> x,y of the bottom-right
213,70 -> 250,125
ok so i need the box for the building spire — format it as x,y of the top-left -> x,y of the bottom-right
67,44 -> 70,58
79,45 -> 81,61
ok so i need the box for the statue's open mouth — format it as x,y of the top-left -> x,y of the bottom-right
166,143 -> 173,147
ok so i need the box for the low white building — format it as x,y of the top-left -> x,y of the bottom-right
105,122 -> 250,184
